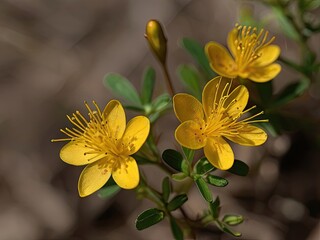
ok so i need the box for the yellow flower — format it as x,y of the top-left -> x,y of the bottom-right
173,76 -> 267,170
205,24 -> 281,82
52,100 -> 150,197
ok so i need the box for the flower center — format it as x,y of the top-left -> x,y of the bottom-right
233,25 -> 275,71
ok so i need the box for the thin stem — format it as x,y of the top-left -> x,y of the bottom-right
162,63 -> 175,96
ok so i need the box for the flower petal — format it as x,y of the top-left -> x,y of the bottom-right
175,120 -> 206,149
173,93 -> 204,122
78,158 -> 111,197
251,45 -> 280,67
204,137 -> 234,170
103,100 -> 126,139
227,28 -> 238,58
112,157 -> 139,189
122,116 -> 150,155
226,124 -> 267,146
224,85 -> 249,117
248,63 -> 281,82
202,76 -> 232,117
205,42 -> 237,78
60,141 -> 104,166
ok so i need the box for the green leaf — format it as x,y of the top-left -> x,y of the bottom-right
141,67 -> 156,104
177,64 -> 202,99
98,178 -> 121,199
227,160 -> 249,176
167,194 -> 188,212
152,93 -> 171,112
210,196 -> 220,219
162,176 -> 171,202
273,79 -> 309,107
135,208 -> 165,230
195,177 -> 212,202
162,149 -> 183,171
182,146 -> 195,162
194,157 -> 215,175
180,38 -> 216,79
172,172 -> 188,181
215,220 -> 242,237
254,81 -> 273,107
103,73 -> 142,106
207,175 -> 228,187
181,159 -> 189,175
124,105 -> 144,112
170,217 -> 184,240
222,214 -> 244,226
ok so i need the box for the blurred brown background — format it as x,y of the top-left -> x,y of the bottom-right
0,0 -> 319,239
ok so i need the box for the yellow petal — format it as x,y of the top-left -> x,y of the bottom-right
175,120 -> 206,149
122,116 -> 150,155
224,85 -> 249,117
112,157 -> 139,189
173,93 -> 204,122
205,42 -> 237,78
251,45 -> 280,67
226,124 -> 267,146
102,100 -> 126,140
202,76 -> 232,117
248,63 -> 281,82
78,159 -> 111,197
60,141 -> 104,166
227,28 -> 238,58
204,137 -> 234,170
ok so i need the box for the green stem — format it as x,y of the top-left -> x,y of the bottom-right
162,63 -> 175,96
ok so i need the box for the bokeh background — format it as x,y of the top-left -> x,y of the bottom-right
0,0 -> 319,239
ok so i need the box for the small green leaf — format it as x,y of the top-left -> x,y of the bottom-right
162,149 -> 183,171
167,194 -> 188,212
135,208 -> 165,230
254,81 -> 273,107
195,177 -> 212,202
172,172 -> 188,181
141,67 -> 156,104
215,220 -> 242,237
177,64 -> 202,99
180,38 -> 216,79
170,217 -> 184,240
103,73 -> 142,106
182,146 -> 195,162
207,175 -> 228,187
152,93 -> 172,112
124,105 -> 144,112
222,214 -> 244,226
227,160 -> 249,176
194,157 -> 215,175
210,196 -> 220,219
162,176 -> 171,202
273,79 -> 309,107
98,178 -> 121,199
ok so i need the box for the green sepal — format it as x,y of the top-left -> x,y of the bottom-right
135,208 -> 165,230
103,73 -> 142,106
210,196 -> 220,219
194,157 -> 215,175
177,64 -> 202,100
182,146 -> 195,162
273,78 -> 309,107
162,149 -> 183,171
162,176 -> 171,202
141,67 -> 156,104
222,214 -> 244,226
215,220 -> 242,237
227,160 -> 249,176
98,178 -> 121,199
181,159 -> 189,175
180,38 -> 216,79
167,194 -> 188,212
195,177 -> 212,202
169,217 -> 184,240
207,175 -> 228,187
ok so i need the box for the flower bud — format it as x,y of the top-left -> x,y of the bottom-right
145,19 -> 167,64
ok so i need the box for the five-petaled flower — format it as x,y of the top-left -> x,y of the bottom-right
173,76 -> 268,170
52,100 -> 150,197
205,24 -> 281,82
